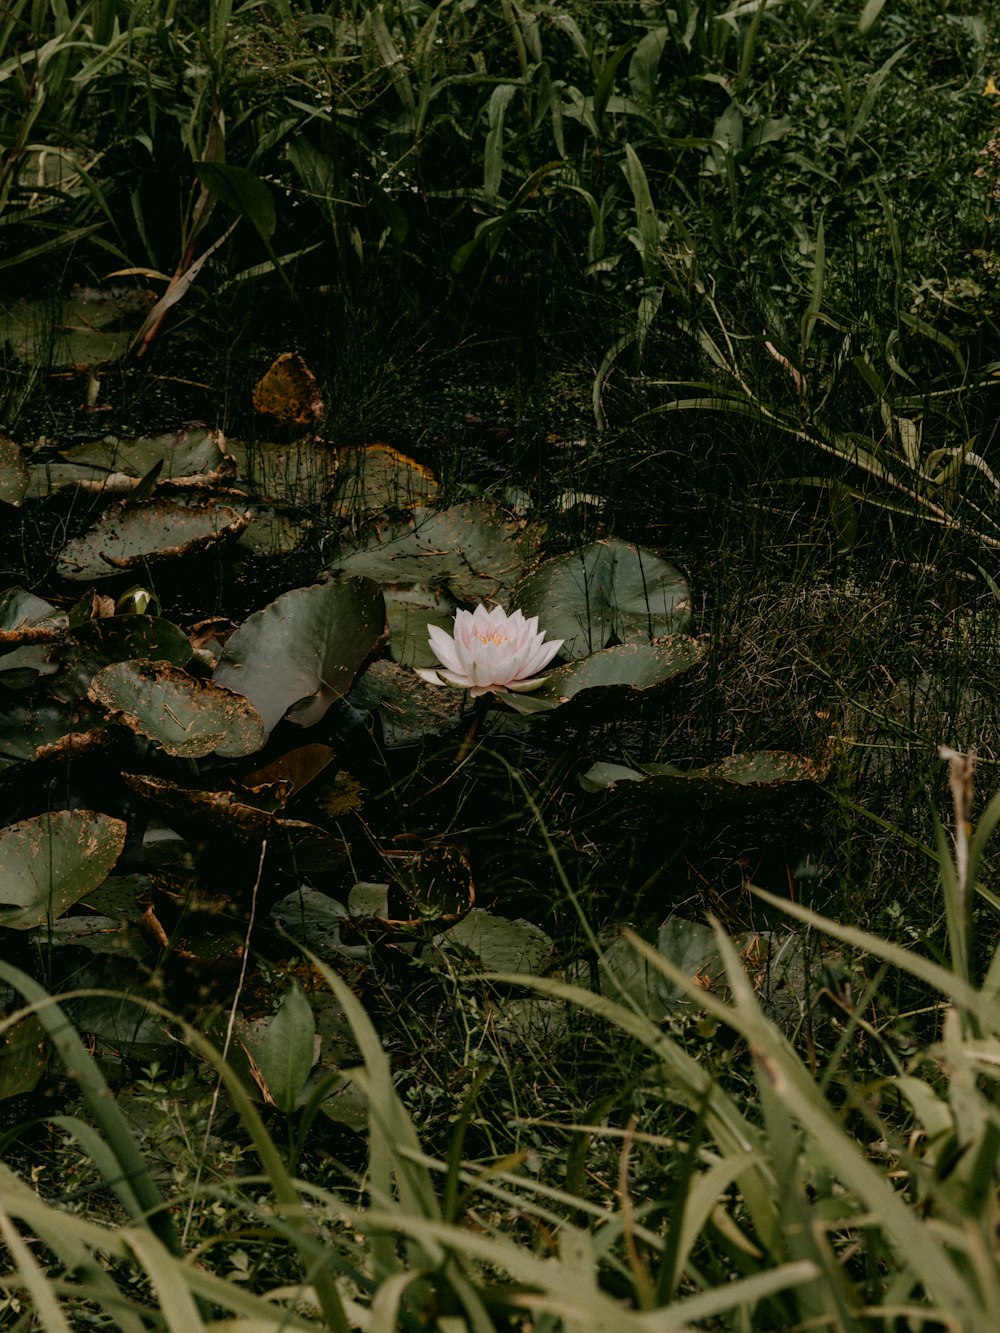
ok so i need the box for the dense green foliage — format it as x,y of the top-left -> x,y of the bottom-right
3,0 -> 1000,1328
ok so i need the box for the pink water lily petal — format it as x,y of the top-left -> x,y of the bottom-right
417,603 -> 563,696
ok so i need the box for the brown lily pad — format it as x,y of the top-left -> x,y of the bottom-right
56,498 -> 251,581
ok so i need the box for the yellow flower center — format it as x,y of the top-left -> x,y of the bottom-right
475,631 -> 508,645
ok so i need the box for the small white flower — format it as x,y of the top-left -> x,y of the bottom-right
415,604 -> 563,697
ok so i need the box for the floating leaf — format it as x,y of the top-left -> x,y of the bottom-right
53,614 -> 193,700
384,583 -> 456,667
0,587 -> 66,654
29,914 -> 145,957
214,577 -> 385,738
504,639 -> 706,714
351,658 -> 465,746
514,540 -> 693,659
270,886 -> 367,960
0,435 -> 27,506
124,774 -> 344,870
226,437 -> 337,506
0,699 -> 108,768
580,750 -> 830,800
25,427 -> 232,497
252,352 -> 325,429
89,659 -> 265,758
435,909 -> 552,975
332,503 -> 535,603
332,444 -> 437,518
0,810 -> 126,929
56,498 -> 250,581
237,505 -> 312,554
0,289 -> 149,369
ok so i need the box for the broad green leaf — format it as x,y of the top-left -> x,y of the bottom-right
0,290 -> 149,368
351,658 -> 464,746
56,499 -> 250,580
332,444 -> 438,520
259,984 -> 317,1113
580,750 -> 830,799
89,659 -> 265,758
384,583 -> 456,667
54,614 -> 192,699
194,161 -> 276,243
0,1015 -> 47,1100
435,909 -> 553,975
333,503 -> 535,603
27,427 -> 231,497
0,811 -> 126,929
514,540 -> 692,659
0,699 -> 106,767
505,639 -> 705,714
214,577 -> 385,737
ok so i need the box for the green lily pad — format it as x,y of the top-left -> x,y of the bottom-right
26,427 -> 232,498
0,587 -> 66,654
52,614 -> 192,700
384,583 -> 456,667
237,504 -> 312,554
332,503 -> 535,603
270,887 -> 367,960
226,436 -> 338,506
351,658 -> 465,746
0,436 -> 27,506
89,659 -> 265,758
124,774 -> 345,871
55,498 -> 251,581
580,750 -> 830,799
0,699 -> 107,767
599,918 -> 722,1020
504,638 -> 706,714
514,540 -> 693,659
434,909 -> 553,975
0,289 -> 148,369
214,577 -> 385,737
0,810 -> 126,930
29,914 -> 146,957
332,443 -> 438,518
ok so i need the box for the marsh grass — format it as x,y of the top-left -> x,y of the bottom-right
4,0 -> 1000,1326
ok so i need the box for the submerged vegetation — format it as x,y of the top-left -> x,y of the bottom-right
3,0 -> 1000,1327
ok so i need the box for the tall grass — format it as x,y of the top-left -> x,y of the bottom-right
2,750 -> 999,1329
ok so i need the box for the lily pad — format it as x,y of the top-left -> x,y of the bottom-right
226,437 -> 337,506
271,887 -> 367,960
53,614 -> 193,700
0,810 -> 126,930
504,639 -> 706,714
351,658 -> 465,746
124,774 -> 345,870
55,498 -> 251,581
599,918 -> 722,1020
0,289 -> 149,369
434,909 -> 553,975
514,540 -> 693,659
0,436 -> 27,506
214,577 -> 385,737
26,427 -> 232,498
0,587 -> 66,653
580,750 -> 830,800
0,699 -> 108,767
89,660 -> 265,758
384,583 -> 456,667
332,444 -> 438,518
331,503 -> 535,603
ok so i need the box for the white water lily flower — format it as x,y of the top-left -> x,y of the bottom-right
416,604 -> 563,697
